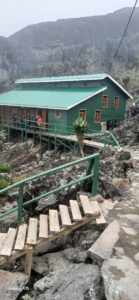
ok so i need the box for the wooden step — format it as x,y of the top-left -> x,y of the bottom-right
95,205 -> 107,225
14,224 -> 28,250
79,195 -> 94,216
90,200 -> 101,217
70,200 -> 82,221
39,215 -> 48,239
0,233 -> 7,252
59,205 -> 72,227
0,228 -> 17,256
49,210 -> 60,233
26,218 -> 38,245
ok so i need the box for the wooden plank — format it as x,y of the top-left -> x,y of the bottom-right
88,220 -> 120,261
90,200 -> 101,217
0,228 -> 17,256
35,215 -> 93,253
14,224 -> 28,250
25,246 -> 33,278
39,215 -> 48,238
49,210 -> 60,232
0,233 -> 7,252
26,218 -> 38,245
70,200 -> 82,221
79,195 -> 94,216
59,205 -> 72,227
95,205 -> 107,224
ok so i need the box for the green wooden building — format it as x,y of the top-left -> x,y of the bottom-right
0,74 -> 132,134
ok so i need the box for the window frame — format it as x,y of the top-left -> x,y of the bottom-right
94,110 -> 101,123
79,109 -> 87,120
55,110 -> 61,118
113,96 -> 120,109
102,95 -> 109,108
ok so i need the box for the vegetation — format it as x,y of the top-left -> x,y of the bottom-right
0,130 -> 6,151
73,117 -> 88,157
122,75 -> 130,88
0,162 -> 11,173
0,179 -> 9,190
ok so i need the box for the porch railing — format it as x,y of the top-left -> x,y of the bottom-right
0,118 -> 120,147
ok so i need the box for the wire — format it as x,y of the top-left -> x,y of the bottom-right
110,0 -> 138,71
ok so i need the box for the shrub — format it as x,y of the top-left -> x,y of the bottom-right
73,117 -> 88,135
0,130 -> 6,151
0,179 -> 9,190
0,162 -> 11,173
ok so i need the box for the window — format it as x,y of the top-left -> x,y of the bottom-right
79,109 -> 87,120
55,110 -> 61,118
102,95 -> 109,108
94,110 -> 101,123
113,96 -> 119,109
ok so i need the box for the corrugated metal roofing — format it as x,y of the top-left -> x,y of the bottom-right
0,86 -> 107,110
15,74 -> 107,84
15,73 -> 133,100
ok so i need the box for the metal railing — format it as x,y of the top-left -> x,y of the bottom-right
0,118 -> 120,147
0,153 -> 99,225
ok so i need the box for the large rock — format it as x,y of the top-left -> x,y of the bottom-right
0,270 -> 28,300
102,256 -> 139,300
100,178 -> 121,198
112,178 -> 130,191
33,251 -> 101,300
116,150 -> 131,161
35,194 -> 58,213
0,212 -> 17,232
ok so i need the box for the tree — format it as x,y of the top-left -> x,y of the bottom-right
122,75 -> 130,88
73,117 -> 88,157
0,130 -> 6,151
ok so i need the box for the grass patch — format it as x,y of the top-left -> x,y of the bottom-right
0,162 -> 11,173
0,179 -> 9,190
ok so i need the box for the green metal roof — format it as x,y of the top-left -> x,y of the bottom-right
15,73 -> 133,99
16,74 -> 108,84
0,86 -> 107,110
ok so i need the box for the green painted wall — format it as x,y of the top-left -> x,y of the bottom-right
67,92 -> 102,132
48,109 -> 67,134
101,78 -> 127,121
42,78 -> 128,134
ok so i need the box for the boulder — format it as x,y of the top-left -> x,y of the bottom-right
102,256 -> 139,300
33,251 -> 101,300
100,178 -> 121,198
112,178 -> 130,191
0,270 -> 28,300
116,150 -> 131,161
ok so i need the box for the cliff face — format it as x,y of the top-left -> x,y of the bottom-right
0,7 -> 139,93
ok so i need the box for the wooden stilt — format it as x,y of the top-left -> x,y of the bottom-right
25,246 -> 33,278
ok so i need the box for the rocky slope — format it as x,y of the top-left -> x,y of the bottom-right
0,116 -> 139,299
0,7 -> 139,96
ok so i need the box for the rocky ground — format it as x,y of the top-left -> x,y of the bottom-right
0,117 -> 138,300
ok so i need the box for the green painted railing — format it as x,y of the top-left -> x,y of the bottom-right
1,118 -> 120,147
0,153 -> 99,225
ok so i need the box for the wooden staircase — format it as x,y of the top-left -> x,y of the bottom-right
0,195 -> 106,277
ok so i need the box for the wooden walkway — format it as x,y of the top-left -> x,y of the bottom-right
26,129 -> 105,149
45,132 -> 105,149
0,195 -> 106,277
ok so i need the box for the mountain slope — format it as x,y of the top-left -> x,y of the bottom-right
0,7 -> 139,95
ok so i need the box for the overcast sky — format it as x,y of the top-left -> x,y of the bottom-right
0,0 -> 138,37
